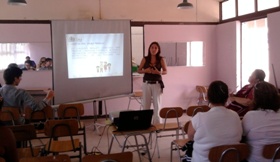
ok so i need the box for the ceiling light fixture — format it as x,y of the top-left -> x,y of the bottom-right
8,0 -> 27,5
177,0 -> 193,9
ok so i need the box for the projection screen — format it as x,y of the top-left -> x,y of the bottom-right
51,20 -> 132,104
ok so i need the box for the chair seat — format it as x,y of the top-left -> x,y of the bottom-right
45,139 -> 81,152
172,139 -> 190,148
17,147 -> 41,159
36,129 -> 45,134
19,155 -> 71,162
83,152 -> 133,162
133,91 -> 143,97
155,122 -> 181,131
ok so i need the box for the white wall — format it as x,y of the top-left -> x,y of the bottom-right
268,11 -> 280,87
0,0 -> 220,22
0,24 -> 52,65
143,24 -> 217,109
2,11 -> 280,116
0,24 -> 218,116
216,21 -> 240,92
0,70 -> 52,89
216,14 -> 280,91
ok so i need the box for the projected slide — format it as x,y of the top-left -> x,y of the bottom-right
66,33 -> 124,79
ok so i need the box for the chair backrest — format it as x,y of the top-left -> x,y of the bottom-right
263,143 -> 280,161
196,85 -> 208,98
196,85 -> 209,105
7,124 -> 38,158
186,105 -> 210,117
82,152 -> 133,162
57,103 -> 84,119
44,119 -> 79,137
183,121 -> 190,134
208,143 -> 250,162
0,107 -> 21,125
25,106 -> 53,122
19,155 -> 71,162
159,107 -> 184,119
7,124 -> 37,142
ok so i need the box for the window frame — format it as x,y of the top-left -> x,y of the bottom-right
220,0 -> 280,23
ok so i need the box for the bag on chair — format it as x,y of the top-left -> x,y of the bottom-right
181,140 -> 194,162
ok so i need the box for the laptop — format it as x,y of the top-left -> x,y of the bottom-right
112,109 -> 153,131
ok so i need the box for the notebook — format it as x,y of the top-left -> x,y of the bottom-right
112,109 -> 153,131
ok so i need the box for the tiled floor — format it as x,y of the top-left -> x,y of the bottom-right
33,114 -> 191,162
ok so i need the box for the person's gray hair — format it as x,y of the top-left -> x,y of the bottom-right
254,69 -> 266,81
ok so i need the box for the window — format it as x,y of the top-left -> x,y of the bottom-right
258,0 -> 279,11
187,41 -> 204,67
241,18 -> 269,87
222,0 -> 236,20
221,0 -> 279,21
238,0 -> 255,16
0,43 -> 29,70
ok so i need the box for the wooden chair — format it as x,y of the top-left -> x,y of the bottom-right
196,85 -> 209,105
154,107 -> 185,158
170,121 -> 190,162
263,143 -> 280,161
7,124 -> 41,159
107,124 -> 155,162
186,105 -> 210,117
127,90 -> 143,110
0,107 -> 21,125
24,106 -> 53,136
25,105 -> 53,123
169,105 -> 210,161
43,119 -> 82,162
208,143 -> 250,162
24,106 -> 54,147
19,155 -> 71,162
82,152 -> 133,162
57,103 -> 87,154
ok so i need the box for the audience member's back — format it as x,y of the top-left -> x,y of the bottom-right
188,80 -> 242,162
242,81 -> 280,162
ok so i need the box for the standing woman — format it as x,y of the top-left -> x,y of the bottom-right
137,42 -> 167,124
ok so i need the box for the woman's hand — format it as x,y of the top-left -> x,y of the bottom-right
144,68 -> 152,74
151,66 -> 161,75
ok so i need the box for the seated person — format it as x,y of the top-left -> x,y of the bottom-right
0,67 -> 54,124
188,80 -> 242,162
242,81 -> 280,162
0,116 -> 19,162
7,63 -> 18,68
39,58 -> 52,70
25,56 -> 36,69
37,57 -> 46,70
21,60 -> 35,71
227,69 -> 265,117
